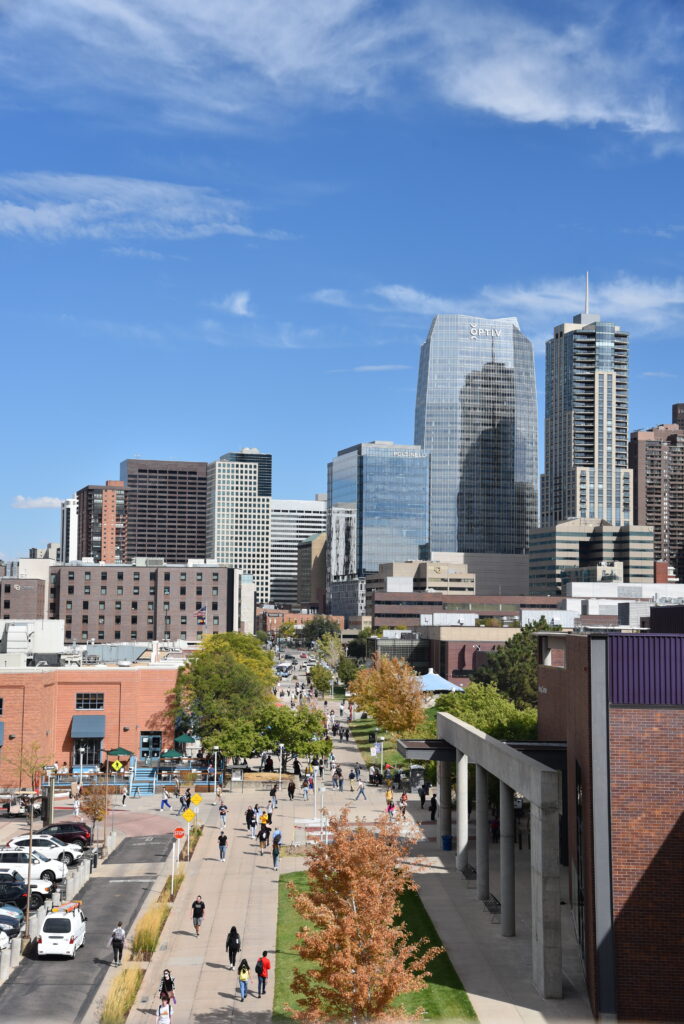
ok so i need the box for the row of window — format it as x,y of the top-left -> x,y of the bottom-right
63,570 -> 221,582
65,615 -> 221,626
65,630 -> 218,642
63,585 -> 217,596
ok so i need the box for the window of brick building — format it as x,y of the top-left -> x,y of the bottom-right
101,571 -> 108,580
76,693 -> 104,710
131,616 -> 137,624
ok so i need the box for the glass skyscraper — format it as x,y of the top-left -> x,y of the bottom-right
414,314 -> 538,554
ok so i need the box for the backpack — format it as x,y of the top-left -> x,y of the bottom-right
112,927 -> 125,943
255,958 -> 264,976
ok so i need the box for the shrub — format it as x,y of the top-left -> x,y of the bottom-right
100,968 -> 144,1024
158,869 -> 185,903
130,904 -> 170,961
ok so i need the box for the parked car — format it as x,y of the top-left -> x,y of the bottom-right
38,823 -> 92,849
8,835 -> 83,867
1,797 -> 42,819
0,870 -> 52,908
0,875 -> 34,912
0,848 -> 67,885
37,901 -> 87,959
0,910 -> 22,939
0,903 -> 25,927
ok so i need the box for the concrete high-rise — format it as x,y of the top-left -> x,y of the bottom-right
414,314 -> 538,554
541,286 -> 631,527
630,406 -> 684,578
270,497 -> 326,607
206,449 -> 272,604
60,495 -> 79,563
120,459 -> 207,562
76,481 -> 125,562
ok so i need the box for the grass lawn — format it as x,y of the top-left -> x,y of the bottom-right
347,714 -> 409,769
273,872 -> 477,1023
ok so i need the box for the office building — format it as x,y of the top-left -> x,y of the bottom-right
297,532 -> 327,611
326,441 -> 430,617
365,555 -> 476,602
76,480 -> 125,562
370,589 -> 562,629
541,287 -> 631,527
120,459 -> 208,562
206,449 -> 272,604
0,578 -> 46,620
529,519 -> 654,595
29,543 -> 60,560
60,495 -> 79,563
270,497 -> 326,606
629,408 -> 684,579
414,313 -> 538,554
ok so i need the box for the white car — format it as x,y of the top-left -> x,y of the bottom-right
0,848 -> 67,884
37,901 -> 87,958
0,930 -> 8,951
8,835 -> 83,867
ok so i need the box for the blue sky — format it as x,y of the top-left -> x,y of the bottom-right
2,0 -> 684,559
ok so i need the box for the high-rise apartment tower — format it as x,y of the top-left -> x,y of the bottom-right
76,481 -> 125,562
629,406 -> 684,578
120,459 -> 207,562
270,497 -> 326,607
60,495 -> 79,563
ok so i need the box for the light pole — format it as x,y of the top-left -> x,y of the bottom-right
378,736 -> 386,777
213,745 -> 219,803
79,746 -> 85,789
278,742 -> 284,793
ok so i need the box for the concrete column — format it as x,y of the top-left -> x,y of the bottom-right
455,749 -> 469,871
36,905 -> 47,930
437,759 -> 452,845
28,914 -> 39,940
499,780 -> 515,937
65,875 -> 75,901
530,773 -> 562,998
475,764 -> 489,900
0,946 -> 10,984
10,935 -> 21,967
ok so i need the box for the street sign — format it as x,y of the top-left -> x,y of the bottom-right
182,809 -> 195,822
111,760 -> 124,772
191,794 -> 202,806
173,826 -> 185,839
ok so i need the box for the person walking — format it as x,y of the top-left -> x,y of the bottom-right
399,791 -> 408,819
218,801 -> 228,828
429,794 -> 437,821
245,805 -> 255,836
385,785 -> 394,809
337,766 -> 344,791
237,959 -> 250,1001
269,783 -> 278,809
159,969 -> 176,1005
355,779 -> 367,801
331,770 -> 338,790
302,775 -> 310,800
191,895 -> 205,937
258,822 -> 269,856
157,991 -> 173,1023
348,769 -> 356,792
160,789 -> 171,812
110,921 -> 125,966
287,780 -> 296,800
255,951 -> 271,998
218,830 -> 227,862
226,925 -> 241,970
292,757 -> 301,777
272,828 -> 282,871
215,783 -> 223,806
418,783 -> 427,810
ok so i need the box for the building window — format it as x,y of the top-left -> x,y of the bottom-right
180,586 -> 186,595
115,616 -> 121,625
132,601 -> 138,610
68,571 -> 75,581
65,631 -> 72,640
196,572 -> 203,581
98,616 -> 105,625
147,616 -> 154,625
82,615 -> 89,624
98,631 -> 105,640
66,615 -> 72,624
212,587 -> 218,596
73,738 -> 102,766
212,572 -> 219,581
117,571 -> 124,580
131,631 -> 137,640
133,587 -> 139,595
133,572 -> 140,581
213,616 -> 219,625
100,587 -> 107,595
83,601 -> 89,610
148,602 -> 154,611
66,601 -> 72,611
131,616 -> 137,624
180,616 -> 187,625
196,587 -> 203,596
0,697 -> 3,715
76,693 -> 104,710
3,601 -> 9,610
117,587 -> 123,595
180,602 -> 186,611
101,571 -> 108,580
147,632 -> 153,640
84,585 -> 90,595
68,586 -> 74,595
164,572 -> 170,581
99,602 -> 105,610
180,632 -> 186,640
84,571 -> 91,581
212,602 -> 218,611
115,601 -> 122,610
164,587 -> 170,595
180,572 -> 186,581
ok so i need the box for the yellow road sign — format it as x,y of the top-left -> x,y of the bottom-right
191,794 -> 202,806
111,760 -> 123,772
182,809 -> 196,822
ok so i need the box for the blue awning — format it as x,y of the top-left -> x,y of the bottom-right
0,722 -> 4,746
71,715 -> 106,739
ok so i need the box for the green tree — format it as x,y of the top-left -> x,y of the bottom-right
309,664 -> 332,691
471,618 -> 562,707
301,615 -> 341,642
255,630 -> 269,645
347,626 -> 373,659
432,683 -> 537,741
257,705 -> 331,766
315,632 -> 343,671
278,621 -> 297,639
337,656 -> 358,685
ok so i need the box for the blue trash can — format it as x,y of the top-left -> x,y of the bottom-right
441,835 -> 453,851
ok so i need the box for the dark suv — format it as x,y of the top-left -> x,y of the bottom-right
38,823 -> 92,849
0,873 -> 39,912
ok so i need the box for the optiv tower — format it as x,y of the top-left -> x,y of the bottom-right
414,314 -> 538,555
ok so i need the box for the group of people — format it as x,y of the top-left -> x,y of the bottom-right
244,797 -> 283,869
226,927 -> 272,1001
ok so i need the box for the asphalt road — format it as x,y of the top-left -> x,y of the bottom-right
0,833 -> 172,1024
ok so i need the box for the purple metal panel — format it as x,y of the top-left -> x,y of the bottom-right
608,634 -> 684,705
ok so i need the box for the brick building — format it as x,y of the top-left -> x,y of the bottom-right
629,411 -> 684,580
370,590 -> 562,629
1,578 -> 45,620
537,631 -> 684,1020
255,608 -> 344,634
0,664 -> 177,784
76,480 -> 125,562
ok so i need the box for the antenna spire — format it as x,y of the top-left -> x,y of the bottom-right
584,271 -> 590,315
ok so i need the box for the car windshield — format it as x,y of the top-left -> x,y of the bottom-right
43,919 -> 71,934
32,851 -> 49,863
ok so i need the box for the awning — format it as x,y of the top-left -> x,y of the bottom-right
71,715 -> 106,739
0,722 -> 4,746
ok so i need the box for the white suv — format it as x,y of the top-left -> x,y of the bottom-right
0,848 -> 67,885
8,835 -> 83,867
37,902 -> 87,958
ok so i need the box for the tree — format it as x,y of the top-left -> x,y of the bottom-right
338,656 -> 358,686
309,664 -> 332,691
351,656 -> 425,735
255,630 -> 269,645
257,704 -> 331,765
315,631 -> 343,671
80,786 -> 109,843
347,627 -> 373,659
432,683 -> 537,741
471,617 -> 562,707
301,615 -> 341,642
278,622 -> 297,639
288,809 -> 440,1022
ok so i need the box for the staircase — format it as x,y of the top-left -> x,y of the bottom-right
130,764 -> 157,796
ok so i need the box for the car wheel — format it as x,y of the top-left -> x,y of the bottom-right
40,870 -> 56,883
63,853 -> 74,867
29,893 -> 42,911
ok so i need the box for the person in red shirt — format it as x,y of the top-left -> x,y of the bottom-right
256,950 -> 271,998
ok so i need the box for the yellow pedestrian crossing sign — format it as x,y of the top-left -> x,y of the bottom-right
191,794 -> 202,806
182,809 -> 195,822
111,760 -> 124,772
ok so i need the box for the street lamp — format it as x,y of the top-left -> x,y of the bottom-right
79,746 -> 85,788
378,736 -> 386,777
278,742 -> 285,792
213,745 -> 219,803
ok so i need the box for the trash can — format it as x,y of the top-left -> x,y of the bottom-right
441,835 -> 453,851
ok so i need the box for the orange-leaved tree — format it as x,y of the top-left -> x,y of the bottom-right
287,809 -> 441,1022
351,655 -> 425,735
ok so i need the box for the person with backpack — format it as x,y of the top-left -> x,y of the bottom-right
225,925 -> 241,970
157,991 -> 173,1023
258,821 -> 270,855
110,921 -> 125,966
245,805 -> 255,837
237,959 -> 250,1001
272,827 -> 282,870
269,783 -> 278,809
255,950 -> 271,998
218,801 -> 228,828
159,969 -> 176,1004
287,779 -> 296,800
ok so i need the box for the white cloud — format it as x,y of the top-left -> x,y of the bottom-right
12,495 -> 62,509
311,288 -> 352,307
354,364 -> 411,372
108,246 -> 164,260
0,172 -> 279,241
371,284 -> 460,316
213,291 -> 253,316
642,371 -> 676,378
0,2 -> 677,135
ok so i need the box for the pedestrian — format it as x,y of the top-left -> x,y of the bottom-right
121,791 -> 127,806
191,895 -> 205,937
287,780 -> 296,801
226,925 -> 241,970
73,794 -> 80,818
177,794 -> 186,816
385,786 -> 394,808
293,757 -> 301,777
159,969 -> 176,1004
338,767 -> 344,792
218,831 -> 227,862
255,950 -> 271,998
302,775 -> 310,800
269,784 -> 278,808
215,784 -> 223,806
430,794 -> 437,821
348,769 -> 355,791
160,789 -> 171,812
110,921 -> 125,966
157,991 -> 173,1023
258,823 -> 269,855
237,959 -> 250,1001
387,800 -> 395,818
246,806 -> 255,836
331,770 -> 338,790
355,763 -> 361,781
272,829 -> 281,871
418,784 -> 427,810
355,779 -> 367,801
399,792 -> 408,819
218,801 -> 228,828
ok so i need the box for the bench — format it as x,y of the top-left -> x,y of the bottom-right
461,863 -> 477,888
482,894 -> 501,921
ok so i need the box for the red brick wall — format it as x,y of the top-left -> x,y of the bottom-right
609,708 -> 684,1021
